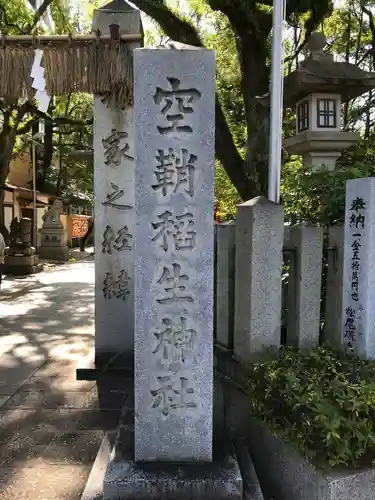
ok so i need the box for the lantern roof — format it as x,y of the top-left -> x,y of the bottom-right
99,0 -> 136,12
284,32 -> 375,107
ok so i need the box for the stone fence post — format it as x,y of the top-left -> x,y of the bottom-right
286,223 -> 324,348
323,225 -> 344,349
215,221 -> 236,349
234,197 -> 284,362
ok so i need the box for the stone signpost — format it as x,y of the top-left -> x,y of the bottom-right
92,0 -> 142,365
342,177 -> 375,358
133,45 -> 215,462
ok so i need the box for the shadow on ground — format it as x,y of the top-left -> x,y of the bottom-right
0,264 -> 130,499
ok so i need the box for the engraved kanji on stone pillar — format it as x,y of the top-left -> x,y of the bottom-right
134,46 -> 215,462
92,1 -> 142,363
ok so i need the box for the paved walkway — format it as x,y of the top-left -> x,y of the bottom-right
0,257 -> 126,499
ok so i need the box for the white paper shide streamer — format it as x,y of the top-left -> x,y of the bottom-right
31,48 -> 51,113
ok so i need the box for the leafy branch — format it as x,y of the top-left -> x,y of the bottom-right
0,4 -> 27,34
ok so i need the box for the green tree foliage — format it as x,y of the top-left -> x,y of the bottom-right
0,0 -> 93,235
281,160 -> 375,225
32,93 -> 93,199
279,0 -> 375,225
215,162 -> 241,221
134,0 -> 375,223
4,0 -> 375,225
131,0 -> 333,201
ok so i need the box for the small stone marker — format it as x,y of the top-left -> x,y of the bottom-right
342,177 -> 375,357
133,45 -> 215,462
39,200 -> 70,261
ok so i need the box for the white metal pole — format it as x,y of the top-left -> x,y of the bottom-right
268,0 -> 286,203
32,141 -> 37,249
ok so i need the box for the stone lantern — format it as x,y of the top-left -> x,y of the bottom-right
283,32 -> 375,170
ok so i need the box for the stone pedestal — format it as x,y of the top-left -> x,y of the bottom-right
133,46 -> 215,462
92,0 -> 142,366
283,130 -> 360,171
4,254 -> 43,275
103,426 -> 242,500
342,177 -> 375,357
4,217 -> 43,274
38,227 -> 70,260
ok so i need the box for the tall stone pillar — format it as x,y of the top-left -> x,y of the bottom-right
133,46 -> 215,462
92,0 -> 142,365
103,43 -> 242,500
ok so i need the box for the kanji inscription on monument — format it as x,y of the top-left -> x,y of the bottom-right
152,148 -> 196,198
342,177 -> 375,358
94,99 -> 135,357
134,47 -> 215,461
102,182 -> 132,211
153,77 -> 201,135
102,129 -> 134,166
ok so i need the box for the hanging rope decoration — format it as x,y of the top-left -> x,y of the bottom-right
0,37 -> 134,109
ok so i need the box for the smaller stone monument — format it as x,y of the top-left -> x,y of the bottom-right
342,177 -> 375,358
38,200 -> 70,261
4,217 -> 43,275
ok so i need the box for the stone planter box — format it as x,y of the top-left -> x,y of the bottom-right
215,348 -> 375,500
247,416 -> 375,500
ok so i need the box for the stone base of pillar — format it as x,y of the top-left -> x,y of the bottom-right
4,254 -> 43,275
38,246 -> 71,261
102,427 -> 242,500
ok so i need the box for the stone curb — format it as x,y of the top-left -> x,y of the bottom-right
234,437 -> 264,500
81,432 -> 116,500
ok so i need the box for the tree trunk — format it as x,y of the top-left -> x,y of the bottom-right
42,118 -> 54,188
55,130 -> 63,196
0,128 -> 18,233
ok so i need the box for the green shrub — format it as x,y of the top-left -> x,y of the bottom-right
246,346 -> 375,470
281,160 -> 375,225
